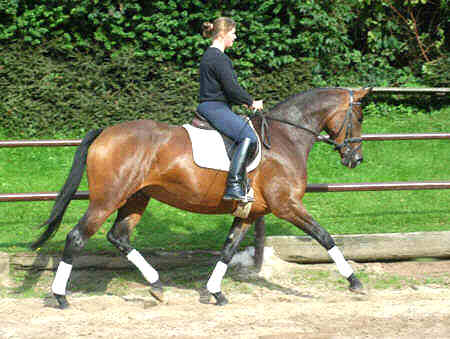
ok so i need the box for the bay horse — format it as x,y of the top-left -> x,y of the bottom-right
32,87 -> 371,309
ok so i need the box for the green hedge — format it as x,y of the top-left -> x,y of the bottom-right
0,43 -> 319,137
2,42 -> 448,138
0,44 -> 191,136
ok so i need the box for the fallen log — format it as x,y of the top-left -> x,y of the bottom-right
9,250 -> 219,271
266,231 -> 450,263
5,231 -> 450,272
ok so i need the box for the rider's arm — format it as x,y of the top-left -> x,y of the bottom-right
213,54 -> 253,107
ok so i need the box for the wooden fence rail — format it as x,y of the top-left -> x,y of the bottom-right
1,133 -> 449,148
348,87 -> 449,94
1,181 -> 450,202
1,131 -> 449,202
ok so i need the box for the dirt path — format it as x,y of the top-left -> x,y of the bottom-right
1,253 -> 449,338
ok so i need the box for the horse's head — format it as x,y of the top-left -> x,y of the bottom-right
323,88 -> 371,169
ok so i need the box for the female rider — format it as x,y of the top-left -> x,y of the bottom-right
197,17 -> 264,202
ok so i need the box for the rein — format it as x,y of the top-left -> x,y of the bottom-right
257,90 -> 362,152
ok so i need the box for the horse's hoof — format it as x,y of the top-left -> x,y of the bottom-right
54,293 -> 70,309
199,289 -> 212,304
212,292 -> 228,306
149,280 -> 164,302
347,274 -> 366,295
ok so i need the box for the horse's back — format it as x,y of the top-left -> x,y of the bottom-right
85,120 -> 190,197
101,119 -> 174,140
89,119 -> 186,153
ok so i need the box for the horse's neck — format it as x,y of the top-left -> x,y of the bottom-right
255,115 -> 316,169
263,97 -> 331,162
259,89 -> 345,165
268,89 -> 340,133
269,103 -> 324,135
278,123 -> 317,155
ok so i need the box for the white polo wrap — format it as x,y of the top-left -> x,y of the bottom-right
207,261 -> 228,293
328,246 -> 353,278
52,261 -> 73,295
127,249 -> 159,284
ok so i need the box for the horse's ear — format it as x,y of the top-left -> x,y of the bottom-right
353,87 -> 373,101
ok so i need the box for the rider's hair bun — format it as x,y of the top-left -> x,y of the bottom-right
202,22 -> 214,38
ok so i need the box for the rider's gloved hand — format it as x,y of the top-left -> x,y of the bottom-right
251,100 -> 264,112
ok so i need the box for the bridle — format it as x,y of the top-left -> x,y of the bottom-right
258,90 -> 362,159
327,91 -> 363,149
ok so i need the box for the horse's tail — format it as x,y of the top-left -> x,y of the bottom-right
31,129 -> 103,250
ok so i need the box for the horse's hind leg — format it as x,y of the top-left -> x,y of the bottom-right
52,204 -> 114,308
207,217 -> 252,305
106,192 -> 163,302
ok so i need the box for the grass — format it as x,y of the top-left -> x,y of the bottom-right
0,107 -> 449,254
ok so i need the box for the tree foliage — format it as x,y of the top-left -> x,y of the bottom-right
357,0 -> 447,70
1,0 -> 447,75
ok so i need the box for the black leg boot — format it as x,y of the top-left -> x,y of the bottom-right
223,138 -> 254,202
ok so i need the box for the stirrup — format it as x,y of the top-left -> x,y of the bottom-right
232,187 -> 255,218
223,182 -> 255,203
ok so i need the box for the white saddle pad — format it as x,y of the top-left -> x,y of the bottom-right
182,122 -> 262,173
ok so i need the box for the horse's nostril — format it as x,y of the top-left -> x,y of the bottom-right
354,154 -> 363,164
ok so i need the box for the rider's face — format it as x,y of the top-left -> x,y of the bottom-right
223,28 -> 236,50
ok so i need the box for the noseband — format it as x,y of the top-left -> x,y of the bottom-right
258,90 -> 362,157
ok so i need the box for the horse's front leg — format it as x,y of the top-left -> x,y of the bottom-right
207,217 -> 251,305
277,204 -> 364,293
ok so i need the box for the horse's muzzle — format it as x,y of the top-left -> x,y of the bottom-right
341,152 -> 363,169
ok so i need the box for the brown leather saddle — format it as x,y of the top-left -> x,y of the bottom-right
191,112 -> 216,130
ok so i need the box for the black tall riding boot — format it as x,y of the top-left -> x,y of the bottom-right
223,138 -> 255,202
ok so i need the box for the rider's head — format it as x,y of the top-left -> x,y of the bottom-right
202,17 -> 236,49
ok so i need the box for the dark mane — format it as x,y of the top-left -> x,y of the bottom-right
269,88 -> 340,113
